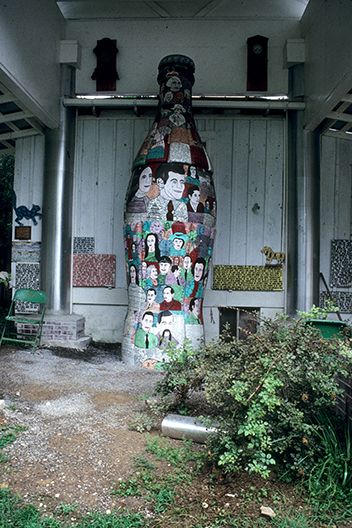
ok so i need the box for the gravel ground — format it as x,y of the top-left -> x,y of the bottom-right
0,344 -> 162,516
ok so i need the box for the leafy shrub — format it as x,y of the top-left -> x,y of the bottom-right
155,339 -> 202,408
297,299 -> 340,320
156,316 -> 352,480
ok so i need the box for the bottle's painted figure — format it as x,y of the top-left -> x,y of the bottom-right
122,55 -> 216,366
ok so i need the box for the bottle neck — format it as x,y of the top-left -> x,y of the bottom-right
157,72 -> 194,122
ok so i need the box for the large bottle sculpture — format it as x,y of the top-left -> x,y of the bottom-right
122,55 -> 216,367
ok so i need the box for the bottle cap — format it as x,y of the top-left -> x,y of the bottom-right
157,55 -> 195,85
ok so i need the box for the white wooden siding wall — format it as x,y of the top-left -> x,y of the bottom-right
206,117 -> 285,265
73,116 -> 154,288
74,115 -> 284,268
73,114 -> 285,340
13,135 -> 44,243
320,135 -> 352,301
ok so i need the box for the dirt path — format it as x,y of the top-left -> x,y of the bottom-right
0,345 -> 162,516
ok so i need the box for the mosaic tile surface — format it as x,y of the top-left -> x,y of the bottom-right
15,263 -> 40,312
73,237 -> 95,254
12,242 -> 41,263
330,239 -> 352,287
73,254 -> 116,287
320,291 -> 352,313
213,265 -> 283,291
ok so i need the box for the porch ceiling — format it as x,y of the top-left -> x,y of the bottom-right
0,82 -> 44,155
324,90 -> 352,142
56,0 -> 309,20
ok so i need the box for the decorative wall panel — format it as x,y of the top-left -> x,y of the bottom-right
73,237 -> 95,254
320,291 -> 352,313
213,265 -> 283,291
73,254 -> 116,287
329,239 -> 352,288
14,263 -> 40,312
12,242 -> 41,263
15,263 -> 40,289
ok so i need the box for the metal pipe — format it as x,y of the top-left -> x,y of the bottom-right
64,96 -> 305,111
161,414 -> 218,444
41,65 -> 76,314
302,129 -> 321,310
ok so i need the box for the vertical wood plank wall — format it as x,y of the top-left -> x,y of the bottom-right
13,135 -> 44,243
320,135 -> 352,315
73,115 -> 285,271
72,113 -> 285,341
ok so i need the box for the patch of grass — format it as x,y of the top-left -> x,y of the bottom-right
75,511 -> 145,528
0,488 -> 61,528
54,502 -> 78,515
128,412 -> 155,433
133,454 -> 155,471
145,435 -> 205,470
272,515 -> 312,528
0,452 -> 9,464
0,488 -> 145,528
112,477 -> 141,498
112,435 -> 205,520
152,485 -> 175,514
305,415 -> 352,525
0,424 -> 25,449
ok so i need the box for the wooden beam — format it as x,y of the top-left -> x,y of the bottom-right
0,111 -> 33,124
327,112 -> 352,123
0,129 -> 42,141
324,130 -> 352,141
194,0 -> 224,17
144,1 -> 171,17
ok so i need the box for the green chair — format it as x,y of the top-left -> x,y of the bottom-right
0,288 -> 47,351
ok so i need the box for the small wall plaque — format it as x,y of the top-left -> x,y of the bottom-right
15,226 -> 31,240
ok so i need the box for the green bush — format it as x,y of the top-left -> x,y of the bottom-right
156,316 -> 352,480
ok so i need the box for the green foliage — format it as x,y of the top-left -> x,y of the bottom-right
154,339 -> 202,408
306,413 -> 352,523
128,412 -> 155,433
145,435 -> 205,470
156,315 -> 352,480
297,299 -> 340,320
0,272 -> 11,288
0,424 -> 25,449
112,436 -> 204,518
0,488 -> 145,528
0,488 -> 61,528
54,502 -> 78,515
73,511 -> 145,528
0,154 -> 14,271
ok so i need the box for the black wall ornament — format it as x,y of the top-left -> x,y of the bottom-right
246,35 -> 268,92
91,38 -> 119,91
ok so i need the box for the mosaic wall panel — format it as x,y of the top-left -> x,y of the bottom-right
12,242 -> 41,263
15,263 -> 40,312
73,254 -> 116,287
213,265 -> 283,291
73,237 -> 95,254
320,291 -> 352,313
330,239 -> 352,287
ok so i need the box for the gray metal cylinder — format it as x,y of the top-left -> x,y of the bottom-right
161,413 -> 218,444
41,65 -> 76,314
